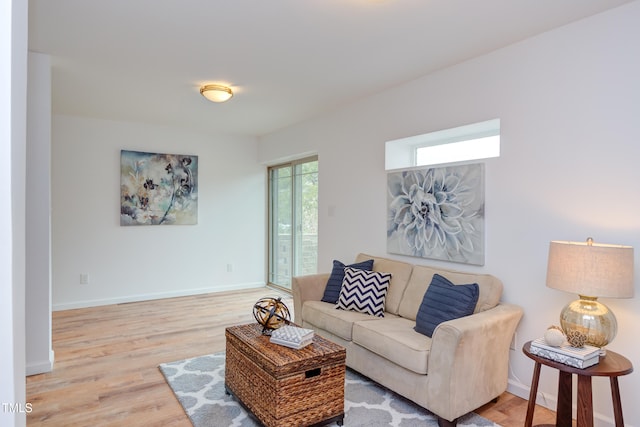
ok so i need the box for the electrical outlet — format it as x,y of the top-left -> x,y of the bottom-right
80,273 -> 90,285
226,264 -> 233,273
510,332 -> 518,351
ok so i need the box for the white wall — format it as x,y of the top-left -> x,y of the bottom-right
26,51 -> 53,375
259,3 -> 640,426
2,0 -> 28,426
51,116 -> 265,309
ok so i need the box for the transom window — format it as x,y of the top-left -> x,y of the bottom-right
385,119 -> 500,170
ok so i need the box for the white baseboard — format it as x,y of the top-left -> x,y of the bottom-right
52,282 -> 267,311
26,350 -> 55,376
507,378 -> 560,410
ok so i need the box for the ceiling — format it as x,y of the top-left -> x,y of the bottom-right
28,0 -> 632,138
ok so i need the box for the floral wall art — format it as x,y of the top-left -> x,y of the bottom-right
387,163 -> 485,265
120,150 -> 198,226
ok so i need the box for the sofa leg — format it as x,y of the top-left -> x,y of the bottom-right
437,416 -> 457,427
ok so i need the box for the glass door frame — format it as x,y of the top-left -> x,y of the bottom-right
267,155 -> 318,292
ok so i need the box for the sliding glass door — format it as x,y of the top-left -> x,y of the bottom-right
268,157 -> 318,290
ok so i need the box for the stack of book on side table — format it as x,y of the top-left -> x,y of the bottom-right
530,338 -> 600,369
270,325 -> 315,349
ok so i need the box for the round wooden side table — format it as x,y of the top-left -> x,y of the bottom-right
523,341 -> 633,427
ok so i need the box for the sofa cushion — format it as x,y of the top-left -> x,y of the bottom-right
355,253 -> 413,315
302,300 -> 398,341
398,265 -> 503,320
414,274 -> 479,337
337,267 -> 391,317
321,259 -> 374,304
352,317 -> 431,375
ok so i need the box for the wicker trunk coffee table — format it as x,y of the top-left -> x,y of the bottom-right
225,323 -> 346,427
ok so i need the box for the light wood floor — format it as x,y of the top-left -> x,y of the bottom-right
26,287 -> 558,426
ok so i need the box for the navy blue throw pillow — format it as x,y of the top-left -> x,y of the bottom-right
414,274 -> 479,338
321,259 -> 374,304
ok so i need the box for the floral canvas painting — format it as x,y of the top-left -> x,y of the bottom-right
387,163 -> 484,265
120,150 -> 198,226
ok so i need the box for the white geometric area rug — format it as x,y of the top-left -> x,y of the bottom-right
159,352 -> 501,427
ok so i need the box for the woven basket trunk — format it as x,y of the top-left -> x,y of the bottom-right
225,323 -> 345,427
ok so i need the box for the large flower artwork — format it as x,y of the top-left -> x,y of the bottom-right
120,150 -> 198,226
387,163 -> 484,265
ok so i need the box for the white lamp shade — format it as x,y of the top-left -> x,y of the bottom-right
546,240 -> 634,298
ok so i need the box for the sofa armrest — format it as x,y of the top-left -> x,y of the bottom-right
425,303 -> 523,422
291,273 -> 330,325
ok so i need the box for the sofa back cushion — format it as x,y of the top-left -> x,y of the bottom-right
398,265 -> 503,321
355,253 -> 413,315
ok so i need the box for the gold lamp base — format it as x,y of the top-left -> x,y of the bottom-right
559,295 -> 617,349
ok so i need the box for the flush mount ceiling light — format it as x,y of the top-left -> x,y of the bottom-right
200,84 -> 233,103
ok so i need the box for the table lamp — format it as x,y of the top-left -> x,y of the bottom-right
546,238 -> 634,352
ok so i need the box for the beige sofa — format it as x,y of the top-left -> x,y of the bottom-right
292,253 -> 523,426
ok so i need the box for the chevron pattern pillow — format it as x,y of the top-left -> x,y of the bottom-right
337,267 -> 392,317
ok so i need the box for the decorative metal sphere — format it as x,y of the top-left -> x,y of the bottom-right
253,297 -> 291,334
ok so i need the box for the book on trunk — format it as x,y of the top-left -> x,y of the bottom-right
270,325 -> 315,349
